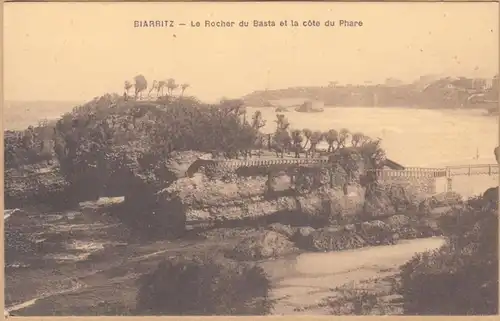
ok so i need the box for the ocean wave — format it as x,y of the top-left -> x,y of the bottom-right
4,208 -> 22,221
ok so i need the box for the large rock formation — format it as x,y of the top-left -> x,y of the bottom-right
159,173 -> 365,228
103,150 -> 208,238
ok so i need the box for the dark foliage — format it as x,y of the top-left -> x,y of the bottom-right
4,124 -> 55,169
399,196 -> 498,315
50,94 -> 259,200
135,253 -> 273,315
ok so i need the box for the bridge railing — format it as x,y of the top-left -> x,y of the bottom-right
367,168 -> 447,179
198,157 -> 499,179
445,164 -> 499,177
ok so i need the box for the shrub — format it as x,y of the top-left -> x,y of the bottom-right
399,199 -> 498,315
135,253 -> 273,315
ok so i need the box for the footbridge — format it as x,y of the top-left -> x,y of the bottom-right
186,157 -> 498,192
187,157 -> 498,177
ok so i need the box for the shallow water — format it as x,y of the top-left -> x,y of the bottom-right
248,106 -> 498,167
260,237 -> 446,315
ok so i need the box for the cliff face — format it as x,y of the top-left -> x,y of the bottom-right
155,165 -> 432,233
159,174 -> 365,227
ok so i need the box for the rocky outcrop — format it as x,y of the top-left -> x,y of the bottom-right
102,150 -> 208,238
363,182 -> 427,219
159,174 -> 365,227
427,191 -> 464,208
267,223 -> 297,238
295,100 -> 325,113
294,225 -> 368,251
227,230 -> 298,261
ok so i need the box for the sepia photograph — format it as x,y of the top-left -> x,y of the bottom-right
3,2 -> 499,317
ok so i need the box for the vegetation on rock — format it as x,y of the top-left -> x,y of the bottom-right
136,253 -> 273,315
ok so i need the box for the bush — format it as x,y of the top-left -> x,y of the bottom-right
399,199 -> 498,315
135,254 -> 273,315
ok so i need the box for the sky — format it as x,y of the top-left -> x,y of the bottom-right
4,2 -> 499,102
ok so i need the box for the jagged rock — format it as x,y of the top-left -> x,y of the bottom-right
383,215 -> 421,240
418,198 -> 432,214
291,226 -> 316,249
363,186 -> 396,218
415,217 -> 442,237
363,183 -> 426,218
427,191 -> 464,208
344,224 -> 356,232
163,175 -> 361,224
267,223 -> 297,238
385,214 -> 411,230
228,231 -> 297,261
304,227 -> 367,251
358,220 -> 395,245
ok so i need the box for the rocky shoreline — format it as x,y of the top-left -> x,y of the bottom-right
5,147 -> 497,316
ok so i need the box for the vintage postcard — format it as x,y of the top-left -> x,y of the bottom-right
3,1 -> 499,318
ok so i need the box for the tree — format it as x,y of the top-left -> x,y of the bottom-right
180,83 -> 190,97
302,129 -> 312,152
148,80 -> 158,98
273,129 -> 291,158
359,138 -> 386,170
308,131 -> 323,158
337,128 -> 350,148
166,78 -> 178,96
157,81 -> 166,97
134,75 -> 148,100
274,114 -> 290,131
324,129 -> 339,152
351,131 -> 366,147
290,129 -> 303,158
124,81 -> 133,95
251,111 -> 266,130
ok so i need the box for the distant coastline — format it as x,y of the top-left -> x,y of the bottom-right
4,100 -> 83,130
242,78 -> 499,114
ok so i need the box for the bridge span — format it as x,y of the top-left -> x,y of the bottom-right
186,157 -> 498,193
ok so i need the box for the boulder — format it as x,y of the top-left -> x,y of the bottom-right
228,231 -> 297,261
294,226 -> 366,252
